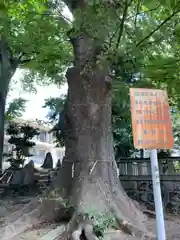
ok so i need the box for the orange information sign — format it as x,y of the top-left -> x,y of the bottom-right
130,88 -> 174,149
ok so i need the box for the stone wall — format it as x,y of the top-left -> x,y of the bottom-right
118,157 -> 180,214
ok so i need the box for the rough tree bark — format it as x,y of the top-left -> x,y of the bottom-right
63,66 -> 148,240
0,37 -> 18,172
58,1 -> 151,239
54,99 -> 76,198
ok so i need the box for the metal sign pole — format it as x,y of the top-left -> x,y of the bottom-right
150,149 -> 166,240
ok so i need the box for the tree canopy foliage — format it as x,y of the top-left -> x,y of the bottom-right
1,0 -> 180,98
38,0 -> 180,157
4,122 -> 39,168
3,0 -> 179,94
43,95 -> 67,124
1,0 -> 179,160
1,0 -> 72,89
5,98 -> 27,120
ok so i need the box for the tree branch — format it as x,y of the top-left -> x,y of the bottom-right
127,4 -> 161,21
27,10 -> 72,24
115,1 -> 129,51
20,59 -> 33,64
136,9 -> 180,48
62,0 -> 82,12
0,36 -> 20,73
108,28 -> 119,48
134,0 -> 141,29
16,51 -> 40,65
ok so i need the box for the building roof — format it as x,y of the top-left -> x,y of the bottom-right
8,118 -> 52,132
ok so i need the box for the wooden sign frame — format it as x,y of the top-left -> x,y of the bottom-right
130,88 -> 174,149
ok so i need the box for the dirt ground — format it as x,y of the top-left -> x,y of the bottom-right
1,198 -> 180,240
148,215 -> 180,240
9,217 -> 180,240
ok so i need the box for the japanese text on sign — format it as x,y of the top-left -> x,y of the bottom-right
130,88 -> 174,149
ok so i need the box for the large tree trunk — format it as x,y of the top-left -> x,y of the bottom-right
58,2 -> 152,239
60,38 -> 149,239
63,64 -> 149,238
0,37 -> 18,172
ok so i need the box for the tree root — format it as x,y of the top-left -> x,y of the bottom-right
72,223 -> 98,240
69,213 -> 98,240
58,210 -> 153,240
58,213 -> 101,240
58,210 -> 156,240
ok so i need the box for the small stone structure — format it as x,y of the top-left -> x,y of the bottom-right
22,160 -> 36,186
117,157 -> 180,213
0,160 -> 57,196
41,152 -> 53,169
56,159 -> 61,169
